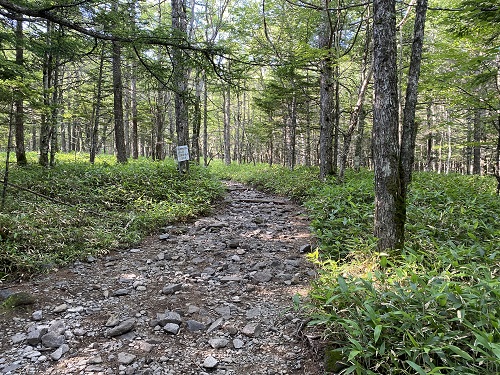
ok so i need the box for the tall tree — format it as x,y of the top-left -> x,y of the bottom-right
171,0 -> 190,173
14,17 -> 27,166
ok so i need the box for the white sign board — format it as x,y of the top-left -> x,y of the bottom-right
176,145 -> 190,162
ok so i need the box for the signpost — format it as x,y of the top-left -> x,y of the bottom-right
176,145 -> 189,162
176,145 -> 189,174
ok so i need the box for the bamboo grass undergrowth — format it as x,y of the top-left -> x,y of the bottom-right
212,161 -> 500,375
0,152 -> 224,280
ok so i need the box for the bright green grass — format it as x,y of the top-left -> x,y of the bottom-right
0,152 -> 224,279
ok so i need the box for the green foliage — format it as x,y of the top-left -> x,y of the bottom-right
210,163 -> 499,374
307,171 -> 500,374
0,153 -> 224,279
209,160 -> 321,202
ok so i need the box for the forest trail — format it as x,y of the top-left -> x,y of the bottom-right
0,182 -> 323,375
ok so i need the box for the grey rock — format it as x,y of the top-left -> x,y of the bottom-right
159,233 -> 170,240
245,307 -> 261,319
49,320 -> 66,335
11,333 -> 27,344
220,275 -> 242,282
117,352 -> 136,365
87,355 -> 103,365
106,318 -> 136,337
112,288 -> 130,296
105,315 -> 121,327
162,283 -> 182,295
50,344 -> 69,361
299,244 -> 312,253
227,239 -> 240,249
163,323 -> 180,335
206,317 -> 224,334
215,306 -> 231,318
32,310 -> 43,321
242,322 -> 262,337
156,311 -> 182,326
186,320 -> 205,332
26,328 -> 47,346
252,271 -> 273,283
202,356 -> 218,369
208,337 -> 229,349
41,332 -> 65,348
233,338 -> 245,349
0,288 -> 14,301
201,267 -> 216,276
1,363 -> 21,373
53,304 -> 68,313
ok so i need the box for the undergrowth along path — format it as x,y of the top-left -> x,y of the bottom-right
0,181 -> 322,374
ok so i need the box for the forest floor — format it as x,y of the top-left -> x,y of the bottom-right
0,182 -> 325,375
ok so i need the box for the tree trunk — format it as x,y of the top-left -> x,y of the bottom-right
319,2 -> 335,180
90,46 -> 105,164
400,0 -> 428,186
131,60 -> 139,159
172,0 -> 190,173
202,72 -> 209,166
372,0 -> 403,250
14,18 -> 27,166
338,65 -> 373,182
223,88 -> 231,165
473,109 -> 482,174
112,39 -> 127,164
39,21 -> 53,167
192,71 -> 202,164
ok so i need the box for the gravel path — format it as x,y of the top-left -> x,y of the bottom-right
0,182 -> 323,374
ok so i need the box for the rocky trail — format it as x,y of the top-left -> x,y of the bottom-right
0,182 -> 324,375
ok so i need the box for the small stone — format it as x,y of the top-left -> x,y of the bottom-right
299,244 -> 312,253
252,271 -> 272,283
27,328 -> 46,345
53,304 -> 68,313
106,315 -> 121,327
206,317 -> 224,334
107,318 -> 136,337
162,283 -> 182,295
163,323 -> 180,335
227,239 -> 240,248
242,323 -> 262,337
208,337 -> 229,349
186,320 -> 205,332
87,355 -> 103,365
203,356 -> 218,369
231,255 -> 241,262
50,344 -> 69,361
86,255 -> 96,263
136,285 -> 147,291
130,248 -> 141,253
159,233 -> 170,240
245,307 -> 261,319
187,305 -> 200,314
41,332 -> 65,348
215,306 -> 231,318
220,275 -> 242,282
138,341 -> 154,353
157,311 -> 182,326
11,333 -> 27,344
112,288 -> 130,296
233,338 -> 245,349
117,352 -> 136,365
32,310 -> 43,321
67,306 -> 84,313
